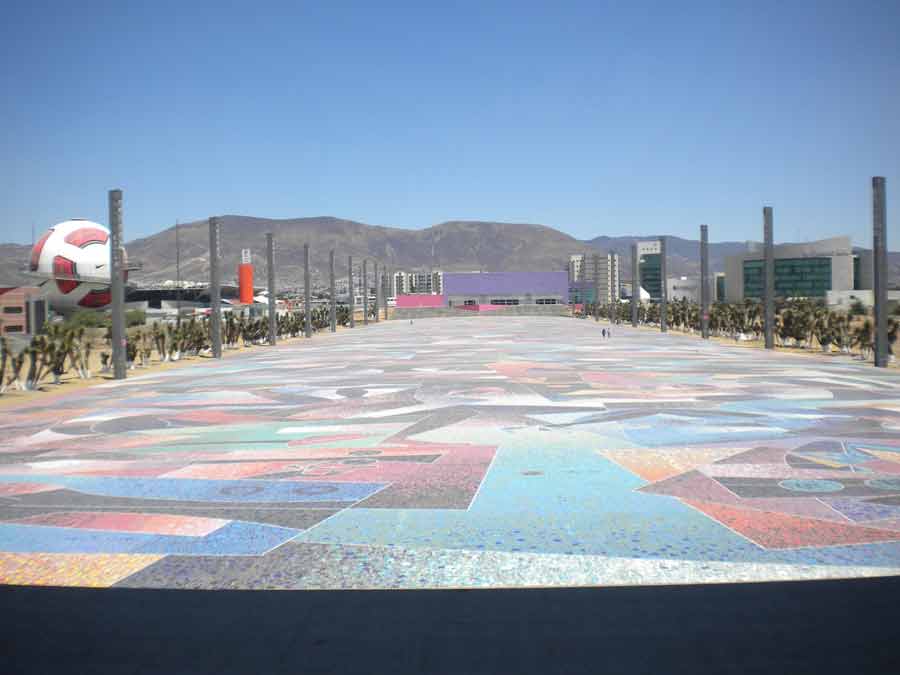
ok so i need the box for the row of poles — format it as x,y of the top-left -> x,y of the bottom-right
627,177 -> 890,368
207,218 -> 392,359
107,178 -> 889,378
106,193 -> 391,379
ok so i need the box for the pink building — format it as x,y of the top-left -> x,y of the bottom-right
395,294 -> 447,309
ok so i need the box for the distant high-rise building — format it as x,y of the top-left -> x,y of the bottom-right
568,253 -> 620,304
568,255 -> 585,283
636,241 -> 663,302
393,270 -> 443,295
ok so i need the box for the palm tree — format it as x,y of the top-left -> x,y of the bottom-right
7,347 -> 26,391
853,319 -> 873,360
0,337 -> 10,394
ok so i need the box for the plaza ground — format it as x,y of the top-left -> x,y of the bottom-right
1,315 -> 899,589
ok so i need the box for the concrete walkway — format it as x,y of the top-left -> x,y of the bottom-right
1,316 -> 899,589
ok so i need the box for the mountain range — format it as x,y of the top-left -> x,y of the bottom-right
1,216 -> 897,290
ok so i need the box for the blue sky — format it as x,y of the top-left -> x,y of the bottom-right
1,0 -> 897,246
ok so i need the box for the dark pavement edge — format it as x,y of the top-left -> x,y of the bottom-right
2,575 -> 898,674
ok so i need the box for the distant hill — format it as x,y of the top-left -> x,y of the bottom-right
0,217 -> 897,290
122,216 -> 598,290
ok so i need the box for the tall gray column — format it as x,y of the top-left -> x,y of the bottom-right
209,217 -> 223,357
266,232 -> 276,346
303,243 -> 312,338
373,262 -> 380,322
108,189 -> 126,379
873,177 -> 888,367
659,236 -> 668,333
329,249 -> 336,332
700,224 -> 710,339
592,253 -> 600,318
631,243 -> 639,327
763,207 -> 775,349
383,267 -> 390,320
362,259 -> 368,325
348,256 -> 355,328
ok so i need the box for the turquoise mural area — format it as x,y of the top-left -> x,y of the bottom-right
1,316 -> 899,589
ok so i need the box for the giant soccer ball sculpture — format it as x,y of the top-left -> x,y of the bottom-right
30,219 -> 121,313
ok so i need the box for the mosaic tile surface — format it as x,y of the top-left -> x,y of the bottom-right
1,316 -> 899,589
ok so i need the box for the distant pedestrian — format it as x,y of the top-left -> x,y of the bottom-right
602,328 -> 607,338
608,329 -> 612,339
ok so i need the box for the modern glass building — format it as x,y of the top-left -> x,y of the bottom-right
636,241 -> 663,302
715,274 -> 726,302
742,257 -> 833,299
723,237 -> 862,302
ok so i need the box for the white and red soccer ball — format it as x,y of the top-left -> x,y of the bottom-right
30,219 -> 124,312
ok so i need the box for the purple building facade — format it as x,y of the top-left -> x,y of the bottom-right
442,271 -> 569,307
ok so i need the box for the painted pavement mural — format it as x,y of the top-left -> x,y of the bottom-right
1,316 -> 899,589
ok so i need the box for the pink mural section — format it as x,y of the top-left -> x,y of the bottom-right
396,294 -> 446,308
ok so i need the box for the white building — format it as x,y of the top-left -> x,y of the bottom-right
569,253 -> 620,304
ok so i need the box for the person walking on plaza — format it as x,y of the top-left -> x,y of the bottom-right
602,328 -> 607,339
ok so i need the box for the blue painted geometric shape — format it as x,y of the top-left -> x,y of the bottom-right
779,479 -> 845,493
0,521 -> 297,556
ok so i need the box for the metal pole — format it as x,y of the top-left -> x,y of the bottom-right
209,217 -> 223,358
304,243 -> 312,338
700,224 -> 710,339
873,177 -> 888,367
266,232 -> 276,346
373,262 -> 380,322
329,249 -> 336,332
383,266 -> 389,320
592,253 -> 600,319
659,236 -> 668,333
108,189 -> 126,379
763,207 -> 775,349
348,255 -> 355,328
631,243 -> 638,327
363,259 -> 369,325
175,219 -> 182,327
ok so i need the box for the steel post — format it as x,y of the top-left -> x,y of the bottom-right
329,249 -> 336,332
108,189 -> 126,378
763,207 -> 774,349
266,232 -> 276,346
363,259 -> 368,325
304,243 -> 311,338
631,243 -> 638,327
348,256 -> 355,328
659,236 -> 668,333
209,218 -> 223,357
873,177 -> 888,367
700,224 -> 710,339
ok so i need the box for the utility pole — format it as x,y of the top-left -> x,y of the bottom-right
373,261 -> 380,322
175,219 -> 182,327
209,217 -> 223,358
700,224 -> 710,339
631,243 -> 639,327
108,189 -> 126,379
383,266 -> 389,320
763,207 -> 775,349
348,255 -> 355,328
266,232 -> 276,346
304,243 -> 311,338
363,259 -> 369,325
329,249 -> 336,332
873,177 -> 888,367
659,236 -> 668,333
